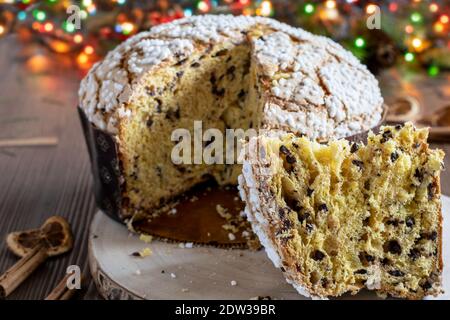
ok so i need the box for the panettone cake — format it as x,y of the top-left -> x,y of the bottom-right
79,15 -> 383,224
238,123 -> 444,299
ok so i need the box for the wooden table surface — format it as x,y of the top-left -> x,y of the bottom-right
0,36 -> 449,300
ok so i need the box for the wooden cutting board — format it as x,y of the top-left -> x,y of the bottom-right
88,196 -> 450,300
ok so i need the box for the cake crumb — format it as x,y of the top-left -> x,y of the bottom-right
139,247 -> 153,257
242,231 -> 250,238
230,280 -> 237,286
228,233 -> 236,241
178,243 -> 185,249
181,288 -> 189,293
135,269 -> 142,276
185,242 -> 194,248
216,204 -> 231,219
139,234 -> 153,243
168,208 -> 177,215
170,273 -> 177,279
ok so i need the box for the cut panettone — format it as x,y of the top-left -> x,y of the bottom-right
238,123 -> 444,299
79,15 -> 383,223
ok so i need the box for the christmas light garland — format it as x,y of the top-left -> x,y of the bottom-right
0,0 -> 448,75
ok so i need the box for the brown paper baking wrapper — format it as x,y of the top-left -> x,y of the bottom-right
78,105 -> 387,247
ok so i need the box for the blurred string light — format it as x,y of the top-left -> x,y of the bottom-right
405,52 -> 415,62
354,37 -> 365,48
0,0 -> 446,76
304,3 -> 315,14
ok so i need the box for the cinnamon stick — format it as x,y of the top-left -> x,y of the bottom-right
0,244 -> 48,299
45,273 -> 80,300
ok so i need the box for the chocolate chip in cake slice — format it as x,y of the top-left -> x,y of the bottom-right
213,49 -> 228,57
390,152 -> 399,162
311,250 -> 326,261
428,183 -> 436,200
395,123 -> 404,130
286,155 -> 296,164
352,160 -> 364,170
305,223 -> 314,233
350,143 -> 360,154
388,270 -> 405,277
385,240 -> 402,255
354,269 -> 367,275
279,145 -> 290,155
297,212 -> 310,224
421,280 -> 432,291
380,130 -> 393,143
318,203 -> 328,212
190,62 -> 200,68
414,168 -> 424,183
408,248 -> 421,260
306,188 -> 314,197
405,216 -> 415,228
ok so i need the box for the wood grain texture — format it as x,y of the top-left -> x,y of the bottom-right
0,36 -> 449,300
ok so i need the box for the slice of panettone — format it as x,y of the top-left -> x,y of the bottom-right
238,123 -> 444,299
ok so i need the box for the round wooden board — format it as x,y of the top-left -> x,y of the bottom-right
89,197 -> 450,300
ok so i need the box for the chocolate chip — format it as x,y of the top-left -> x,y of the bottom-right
297,212 -> 310,223
306,188 -> 314,197
355,269 -> 367,275
390,152 -> 399,162
352,160 -> 364,170
212,86 -> 225,97
395,124 -> 404,130
413,142 -> 421,149
190,62 -> 200,68
428,183 -> 436,200
381,258 -> 391,266
306,223 -> 314,233
175,58 -> 188,66
386,240 -> 402,255
146,118 -> 153,128
388,270 -> 405,277
380,130 -> 393,143
414,168 -> 424,183
365,253 -> 375,262
408,248 -> 421,260
364,180 -> 370,190
386,219 -> 400,227
176,71 -> 184,78
155,98 -> 162,113
363,217 -> 370,226
421,281 -> 432,291
283,219 -> 293,230
278,207 -> 287,219
131,252 -> 140,257
350,143 -> 360,153
286,155 -> 296,164
213,49 -> 228,57
237,89 -> 246,99
318,203 -> 328,212
226,65 -> 236,75
405,216 -> 415,228
279,145 -> 290,155
312,250 -> 326,261
421,231 -> 438,241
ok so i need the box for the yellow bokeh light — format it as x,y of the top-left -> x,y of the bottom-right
325,0 -> 336,9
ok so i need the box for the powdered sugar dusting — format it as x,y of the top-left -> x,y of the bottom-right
79,15 -> 383,139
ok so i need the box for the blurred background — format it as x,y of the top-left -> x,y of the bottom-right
0,0 -> 448,299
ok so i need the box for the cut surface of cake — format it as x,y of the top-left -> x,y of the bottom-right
238,123 -> 444,299
79,15 -> 383,223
